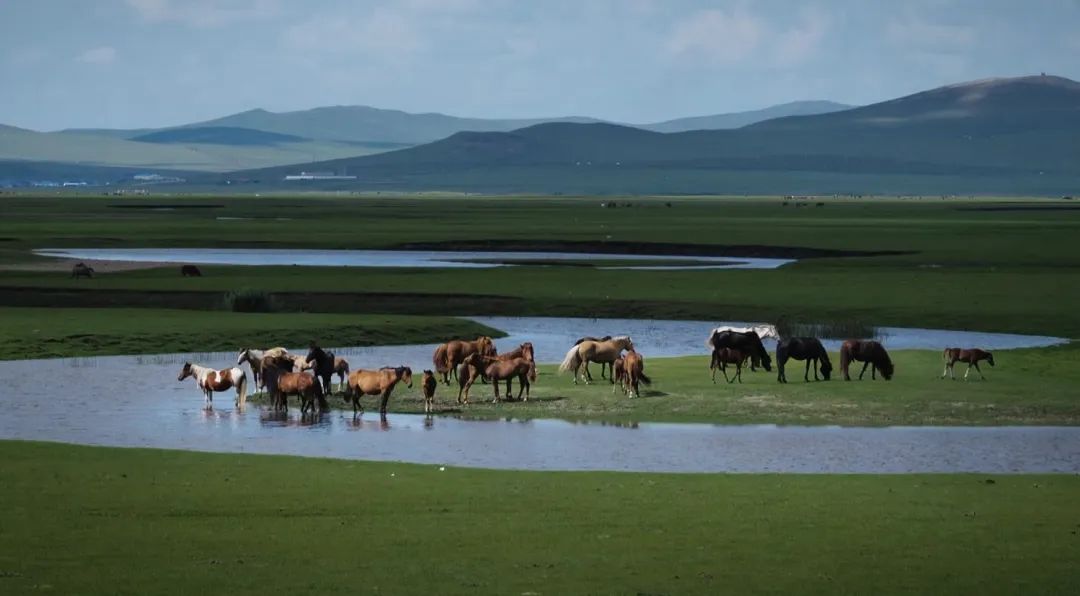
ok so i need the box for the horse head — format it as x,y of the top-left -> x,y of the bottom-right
612,336 -> 634,351
986,352 -> 995,367
178,362 -> 194,381
520,342 -> 535,362
478,336 -> 497,356
819,359 -> 833,380
398,366 -> 413,388
236,349 -> 249,366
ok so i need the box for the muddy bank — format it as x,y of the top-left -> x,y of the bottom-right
394,240 -> 911,260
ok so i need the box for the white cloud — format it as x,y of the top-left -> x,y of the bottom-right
125,0 -> 280,28
76,46 -> 117,65
666,8 -> 763,64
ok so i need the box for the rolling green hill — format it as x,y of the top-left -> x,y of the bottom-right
641,100 -> 852,133
131,126 -> 308,146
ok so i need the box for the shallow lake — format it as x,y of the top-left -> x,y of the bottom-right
0,316 -> 1073,473
35,247 -> 793,270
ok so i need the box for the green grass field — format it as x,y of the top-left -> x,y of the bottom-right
1,442 -> 1077,595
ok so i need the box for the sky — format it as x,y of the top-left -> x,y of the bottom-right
2,0 -> 1079,131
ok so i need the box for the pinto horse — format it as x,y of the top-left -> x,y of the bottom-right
261,362 -> 325,414
619,348 -> 651,398
178,362 -> 248,409
839,340 -> 894,381
707,330 -> 772,372
942,347 -> 995,380
776,337 -> 833,383
708,325 -> 779,342
433,336 -> 496,385
484,357 -> 537,403
574,336 -> 613,378
559,336 -> 633,384
710,348 -> 747,383
345,366 -> 413,415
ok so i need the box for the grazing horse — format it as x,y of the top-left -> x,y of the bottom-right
345,366 -> 413,415
433,336 -> 496,385
71,263 -> 94,279
574,336 -> 612,378
484,357 -> 537,403
839,340 -> 894,381
178,362 -> 248,409
776,337 -> 833,383
559,336 -> 634,384
710,348 -> 747,383
707,330 -> 772,372
261,362 -> 324,414
942,348 -> 995,380
305,344 -> 337,396
619,348 -> 651,398
180,264 -> 202,277
333,357 -> 350,392
421,370 -> 438,413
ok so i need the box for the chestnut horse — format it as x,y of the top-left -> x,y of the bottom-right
178,362 -> 248,410
421,370 -> 438,413
261,361 -> 324,413
839,340 -> 894,381
559,336 -> 634,384
433,336 -> 496,384
776,337 -> 833,383
484,357 -> 537,403
499,342 -> 535,363
333,357 -> 350,392
619,348 -> 651,398
942,347 -> 994,380
710,348 -> 747,384
345,366 -> 413,414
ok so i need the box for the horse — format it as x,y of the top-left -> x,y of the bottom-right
839,340 -> 894,381
611,357 -> 627,393
498,342 -> 535,363
236,347 -> 288,390
574,336 -> 612,378
456,353 -> 485,404
345,366 -> 413,415
305,344 -> 337,396
177,362 -> 248,410
71,263 -> 94,279
559,336 -> 634,384
942,348 -> 995,380
710,347 -> 747,383
433,336 -> 496,385
180,264 -> 202,277
261,361 -> 324,414
707,330 -> 772,372
421,370 -> 438,413
333,357 -> 350,392
707,325 -> 779,342
776,337 -> 833,383
484,357 -> 537,403
619,348 -> 651,398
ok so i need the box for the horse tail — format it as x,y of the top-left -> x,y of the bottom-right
558,345 -> 582,375
433,344 -> 449,373
704,330 -> 716,351
237,371 -> 248,409
638,371 -> 652,386
942,347 -> 951,362
839,342 -> 851,378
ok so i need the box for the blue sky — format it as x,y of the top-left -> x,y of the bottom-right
3,0 -> 1079,130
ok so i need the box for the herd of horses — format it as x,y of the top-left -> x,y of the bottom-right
176,325 -> 997,414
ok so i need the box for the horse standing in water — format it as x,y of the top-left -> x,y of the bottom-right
261,361 -> 324,414
433,336 -> 496,385
421,370 -> 438,413
345,366 -> 413,415
839,340 -> 894,381
707,330 -> 772,372
618,348 -> 651,398
305,344 -> 338,396
559,336 -> 634,384
942,348 -> 994,380
710,348 -> 748,383
333,357 -> 350,392
776,337 -> 833,383
177,362 -> 248,410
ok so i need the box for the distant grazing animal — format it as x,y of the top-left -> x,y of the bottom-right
305,344 -> 337,396
619,348 -> 651,398
421,370 -> 438,413
707,330 -> 772,372
345,366 -> 413,415
776,337 -> 833,383
574,336 -> 613,378
177,362 -> 248,410
71,263 -> 94,279
942,347 -> 994,380
484,357 -> 537,403
559,336 -> 634,384
433,336 -> 497,385
261,361 -> 324,414
839,340 -> 894,381
180,264 -> 202,277
710,347 -> 748,384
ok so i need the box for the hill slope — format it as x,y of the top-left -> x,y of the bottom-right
642,101 -> 852,133
131,126 -> 307,146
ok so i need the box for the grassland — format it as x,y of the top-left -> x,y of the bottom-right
1,441 -> 1077,595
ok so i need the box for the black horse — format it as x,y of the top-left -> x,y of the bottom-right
305,343 -> 337,397
707,330 -> 772,372
776,337 -> 832,383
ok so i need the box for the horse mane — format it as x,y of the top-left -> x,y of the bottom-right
610,335 -> 632,343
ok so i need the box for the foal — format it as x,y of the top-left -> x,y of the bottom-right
942,348 -> 995,380
421,370 -> 438,413
710,347 -> 747,384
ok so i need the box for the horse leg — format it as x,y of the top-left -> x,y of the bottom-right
583,361 -> 593,384
516,375 -> 526,401
804,359 -> 812,382
859,361 -> 870,380
721,362 -> 732,384
379,390 -> 390,415
735,362 -> 743,383
492,378 -> 501,404
973,361 -> 985,380
964,362 -> 973,381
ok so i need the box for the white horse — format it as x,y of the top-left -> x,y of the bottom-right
705,325 -> 779,349
178,362 -> 248,409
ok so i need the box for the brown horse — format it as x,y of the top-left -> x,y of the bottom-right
484,357 -> 537,403
180,264 -> 202,277
260,362 -> 324,414
710,347 -> 747,384
333,357 -> 350,392
421,370 -> 438,413
619,348 -> 651,398
433,336 -> 496,385
498,342 -> 535,363
611,357 -> 627,392
559,336 -> 633,384
840,340 -> 894,381
574,336 -> 612,378
345,366 -> 413,414
456,353 -> 485,404
942,347 -> 995,380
